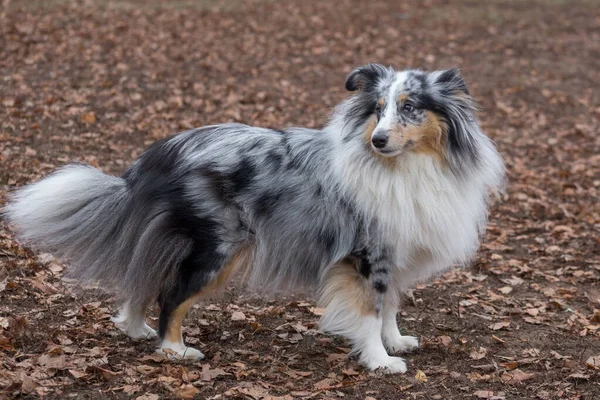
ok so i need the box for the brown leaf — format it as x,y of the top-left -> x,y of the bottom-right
500,369 -> 534,384
474,390 -> 494,399
489,321 -> 510,331
81,112 -> 96,124
201,364 -> 228,381
174,384 -> 200,399
19,373 -> 37,394
136,365 -> 158,375
135,395 -> 159,400
585,355 -> 600,369
37,354 -> 66,370
568,373 -> 590,380
231,311 -> 246,321
470,346 -> 488,360
439,335 -> 453,346
590,309 -> 600,323
415,369 -> 428,383
314,378 -> 335,390
68,369 -> 89,379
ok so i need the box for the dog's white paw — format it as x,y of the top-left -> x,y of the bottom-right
383,334 -> 419,354
156,342 -> 205,361
363,355 -> 408,374
111,316 -> 157,340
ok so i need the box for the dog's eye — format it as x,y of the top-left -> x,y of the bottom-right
402,103 -> 415,113
374,105 -> 383,116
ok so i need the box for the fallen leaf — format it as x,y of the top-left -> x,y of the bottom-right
81,112 -> 96,124
439,335 -> 452,346
68,369 -> 89,379
201,364 -> 228,381
415,369 -> 428,383
314,378 -> 335,390
231,311 -> 246,321
500,369 -> 534,384
489,321 -> 510,331
498,286 -> 513,294
470,346 -> 488,360
174,384 -> 200,399
568,373 -> 590,380
585,355 -> 600,369
136,394 -> 159,400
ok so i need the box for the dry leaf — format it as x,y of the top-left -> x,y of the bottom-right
136,394 -> 159,400
68,369 -> 89,379
585,355 -> 600,369
568,373 -> 590,380
314,378 -> 335,390
174,384 -> 200,399
231,311 -> 246,321
415,370 -> 428,383
81,112 -> 96,124
201,364 -> 228,381
489,321 -> 510,331
470,346 -> 488,360
439,335 -> 452,346
500,369 -> 534,384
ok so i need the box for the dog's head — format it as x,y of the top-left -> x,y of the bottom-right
342,64 -> 480,166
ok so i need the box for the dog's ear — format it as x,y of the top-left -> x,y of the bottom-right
435,68 -> 470,95
345,63 -> 388,92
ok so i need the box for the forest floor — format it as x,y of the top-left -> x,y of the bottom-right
1,0 -> 599,399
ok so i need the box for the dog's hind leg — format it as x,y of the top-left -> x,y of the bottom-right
111,300 -> 157,340
156,246 -> 249,360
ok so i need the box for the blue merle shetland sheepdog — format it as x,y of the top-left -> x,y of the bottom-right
5,65 -> 504,373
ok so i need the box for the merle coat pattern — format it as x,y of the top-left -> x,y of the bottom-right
5,64 -> 505,373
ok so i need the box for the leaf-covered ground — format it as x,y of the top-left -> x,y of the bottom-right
1,0 -> 599,399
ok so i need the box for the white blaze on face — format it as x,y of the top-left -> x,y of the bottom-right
373,73 -> 408,138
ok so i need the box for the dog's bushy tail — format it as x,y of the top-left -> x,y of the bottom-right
4,164 -> 192,307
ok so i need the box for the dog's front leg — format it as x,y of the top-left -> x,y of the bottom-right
319,255 -> 408,374
381,290 -> 419,354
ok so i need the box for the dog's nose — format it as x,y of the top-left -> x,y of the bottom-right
371,132 -> 389,149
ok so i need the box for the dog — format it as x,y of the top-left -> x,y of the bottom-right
4,64 -> 505,373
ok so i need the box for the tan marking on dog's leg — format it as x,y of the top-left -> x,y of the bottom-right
319,260 -> 409,374
318,260 -> 377,317
159,246 -> 252,360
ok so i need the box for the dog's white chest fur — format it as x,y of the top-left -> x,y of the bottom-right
335,150 -> 497,274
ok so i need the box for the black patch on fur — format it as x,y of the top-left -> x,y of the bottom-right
317,228 -> 336,253
372,267 -> 389,275
412,91 -> 479,163
345,63 -> 388,92
199,164 -> 234,205
157,214 -> 225,339
411,72 -> 429,91
255,191 -> 283,217
265,150 -> 283,170
436,69 -> 469,94
247,138 -> 265,152
314,184 -> 323,197
373,281 -> 388,293
352,249 -> 372,279
228,157 -> 255,192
